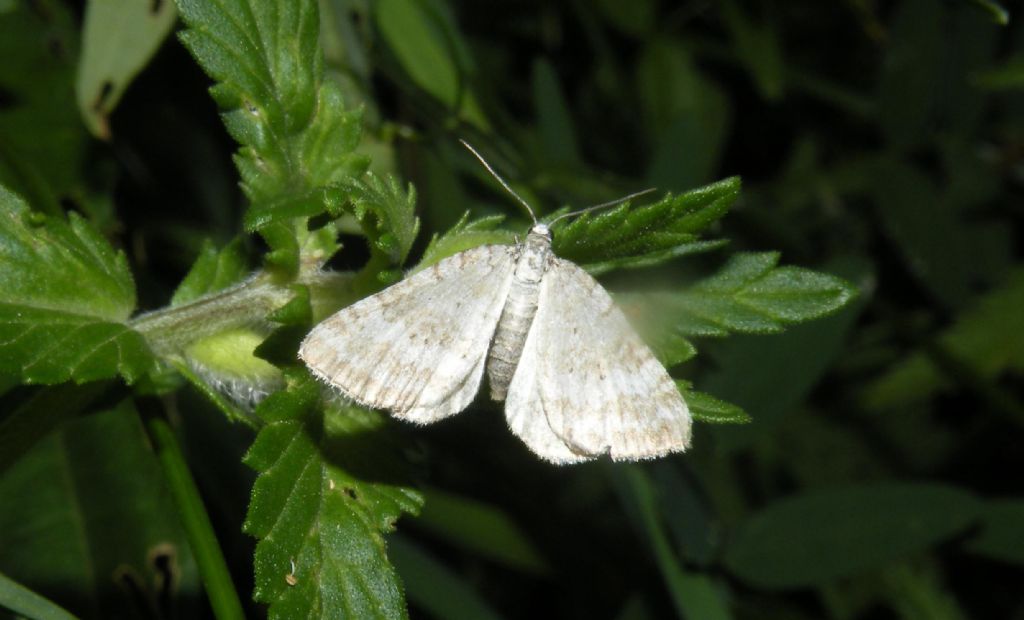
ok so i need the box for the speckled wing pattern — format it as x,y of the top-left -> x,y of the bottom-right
299,245 -> 515,423
506,257 -> 692,462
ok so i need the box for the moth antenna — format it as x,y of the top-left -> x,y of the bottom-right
547,188 -> 658,227
459,139 -> 537,224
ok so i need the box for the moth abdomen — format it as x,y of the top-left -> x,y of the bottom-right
487,276 -> 542,401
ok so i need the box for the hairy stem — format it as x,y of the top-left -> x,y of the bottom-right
130,273 -> 293,355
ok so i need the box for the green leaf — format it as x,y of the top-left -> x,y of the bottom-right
0,402 -> 201,618
0,570 -> 79,620
413,487 -> 550,575
171,238 -> 249,307
342,173 -> 420,266
665,252 -> 857,337
611,465 -> 732,620
0,1 -> 87,216
704,257 -> 870,450
720,0 -> 785,101
374,0 -> 489,128
244,375 -> 423,619
0,186 -> 152,384
0,382 -> 112,475
966,0 -> 1009,25
532,58 -> 581,167
593,0 -> 656,37
963,500 -> 1024,565
389,537 -> 503,620
552,177 -> 739,275
723,483 -> 981,590
414,213 -> 514,272
636,39 -> 731,190
871,161 -> 981,308
973,55 -> 1024,90
865,268 -> 1024,411
75,0 -> 178,139
679,386 -> 751,424
176,0 -> 367,269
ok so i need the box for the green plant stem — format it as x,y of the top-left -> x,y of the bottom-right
131,273 -> 293,355
147,417 -> 245,620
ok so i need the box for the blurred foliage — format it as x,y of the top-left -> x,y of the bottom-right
0,0 -> 1022,619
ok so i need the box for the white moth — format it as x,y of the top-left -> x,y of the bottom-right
298,145 -> 691,464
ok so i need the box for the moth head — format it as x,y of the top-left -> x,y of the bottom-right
529,223 -> 552,240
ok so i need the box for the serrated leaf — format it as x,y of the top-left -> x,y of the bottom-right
552,177 -> 739,275
705,257 -> 871,452
171,238 -> 249,306
244,375 -> 423,619
75,0 -> 178,139
723,483 -> 981,590
0,187 -> 152,384
413,213 -> 513,272
342,173 -> 420,265
864,268 -> 1024,411
665,252 -> 857,337
679,387 -> 751,424
176,0 -> 367,270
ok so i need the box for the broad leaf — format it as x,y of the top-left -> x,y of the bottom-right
552,177 -> 739,275
413,487 -> 550,575
389,537 -> 503,620
0,1 -> 87,216
723,483 -> 981,589
244,375 -> 423,619
0,187 -> 151,384
176,0 -> 366,269
0,403 -> 201,619
75,0 -> 178,138
0,382 -> 112,474
374,0 -> 489,128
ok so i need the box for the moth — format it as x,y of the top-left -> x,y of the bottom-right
299,143 -> 691,463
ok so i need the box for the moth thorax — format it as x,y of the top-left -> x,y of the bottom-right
515,225 -> 552,284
